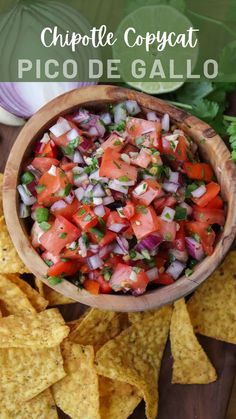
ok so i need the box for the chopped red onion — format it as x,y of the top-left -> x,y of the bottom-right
87,254 -> 103,270
19,203 -> 30,218
162,113 -> 170,132
147,111 -> 160,122
161,206 -> 176,222
27,180 -> 37,197
100,112 -> 112,125
93,184 -> 105,198
89,169 -> 108,183
185,237 -> 204,261
17,185 -> 36,206
135,233 -> 162,253
103,196 -> 115,205
114,103 -> 127,123
180,202 -> 193,216
26,165 -> 41,181
73,150 -> 84,164
89,244 -> 99,254
170,248 -> 188,263
88,126 -> 99,137
94,205 -> 105,217
73,173 -> 89,186
64,190 -> 75,205
166,261 -> 185,280
108,180 -> 129,194
50,117 -> 71,137
162,181 -> 179,193
116,236 -> 129,253
113,244 -> 126,255
79,236 -> 87,258
169,171 -> 180,184
79,137 -> 92,151
108,223 -> 128,233
125,100 -> 141,115
51,200 -> 67,213
84,184 -> 94,197
191,185 -> 206,198
146,267 -> 158,281
74,187 -> 85,201
67,128 -> 80,142
99,243 -> 115,259
72,109 -> 89,124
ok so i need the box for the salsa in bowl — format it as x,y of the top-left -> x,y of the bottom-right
17,98 -> 226,296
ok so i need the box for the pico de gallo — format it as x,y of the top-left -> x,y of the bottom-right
18,100 -> 225,296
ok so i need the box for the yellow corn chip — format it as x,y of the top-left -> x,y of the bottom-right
0,308 -> 69,348
96,305 -> 172,419
187,251 -> 236,344
1,389 -> 58,419
7,274 -> 48,312
99,376 -> 141,419
52,340 -> 100,419
0,346 -> 65,409
0,173 -> 3,216
128,310 -> 157,325
0,274 -> 35,315
43,284 -> 76,306
69,309 -> 119,352
0,216 -> 27,273
170,299 -> 217,384
34,277 -> 45,297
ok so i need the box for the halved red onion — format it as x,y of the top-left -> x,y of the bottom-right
170,248 -> 188,263
135,233 -> 162,253
162,113 -> 170,132
185,237 -> 204,261
74,187 -> 85,202
99,243 -> 115,259
114,103 -> 127,123
116,236 -> 129,253
93,184 -> 105,198
51,200 -> 67,213
50,117 -> 71,137
108,180 -> 129,194
19,203 -> 30,218
147,111 -> 160,122
191,185 -> 206,198
94,205 -> 105,217
146,267 -> 158,281
73,150 -> 84,164
64,190 -> 75,205
169,171 -> 180,184
166,261 -> 185,280
179,202 -> 193,216
100,112 -> 112,125
163,181 -> 179,193
17,185 -> 36,206
103,196 -> 115,205
125,100 -> 141,116
161,206 -> 176,222
87,254 -> 103,270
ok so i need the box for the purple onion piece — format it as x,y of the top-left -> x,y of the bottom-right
87,254 -> 103,270
116,236 -> 129,254
94,205 -> 105,217
185,237 -> 204,261
166,261 -> 185,280
135,233 -> 162,253
146,267 -> 158,282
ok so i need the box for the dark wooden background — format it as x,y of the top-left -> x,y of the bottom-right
0,119 -> 235,419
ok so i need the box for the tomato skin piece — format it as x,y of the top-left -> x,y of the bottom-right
101,133 -> 124,152
186,221 -> 216,256
123,201 -> 135,220
131,148 -> 152,168
154,272 -> 174,285
37,167 -> 70,207
153,195 -> 176,214
132,179 -> 162,206
102,207 -> 111,222
192,182 -> 220,207
162,135 -> 190,162
73,205 -> 98,232
40,216 -> 81,255
193,206 -> 225,225
131,206 -> 159,240
99,148 -> 138,181
60,162 -> 78,172
51,198 -> 80,221
205,195 -> 223,209
48,260 -> 80,277
175,221 -> 186,251
158,218 -> 177,242
110,263 -> 149,294
31,157 -> 60,173
126,117 -> 162,150
83,279 -> 100,295
183,162 -> 214,182
95,275 -> 112,294
99,231 -> 116,247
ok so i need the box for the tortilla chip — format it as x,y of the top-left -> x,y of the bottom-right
0,216 -> 27,273
99,376 -> 141,419
2,389 -> 58,419
0,308 -> 69,348
34,277 -> 45,297
0,346 -> 65,409
7,274 -> 48,312
128,310 -> 158,325
0,173 -> 3,216
96,305 -> 172,419
170,299 -> 217,384
52,340 -> 100,419
43,285 -> 76,306
0,274 -> 35,315
69,309 -> 122,352
187,251 -> 236,344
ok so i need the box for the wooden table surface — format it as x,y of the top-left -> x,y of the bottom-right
1,123 -> 236,419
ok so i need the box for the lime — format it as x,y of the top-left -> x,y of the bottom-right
126,81 -> 184,94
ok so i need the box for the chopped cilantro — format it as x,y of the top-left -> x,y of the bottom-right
114,140 -> 122,146
185,183 -> 199,198
136,205 -> 148,214
82,233 -> 89,247
78,208 -> 86,216
61,136 -> 80,156
174,206 -> 187,221
60,257 -> 69,262
113,160 -> 122,169
89,227 -> 105,240
44,259 -> 54,267
59,183 -> 72,197
192,233 -> 201,243
48,276 -> 63,285
129,249 -> 137,259
185,268 -> 193,277
102,266 -> 113,281
133,266 -> 141,274
83,214 -> 92,222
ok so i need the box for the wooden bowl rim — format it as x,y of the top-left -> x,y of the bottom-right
3,85 -> 236,312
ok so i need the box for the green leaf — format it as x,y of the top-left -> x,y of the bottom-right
175,81 -> 214,103
190,98 -> 219,122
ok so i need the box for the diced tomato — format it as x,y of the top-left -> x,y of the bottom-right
123,226 -> 134,239
126,117 -> 162,150
131,148 -> 152,168
48,260 -> 80,277
99,230 -> 116,247
205,195 -> 224,209
123,201 -> 135,220
192,182 -> 220,207
132,179 -> 162,206
60,162 -> 78,172
193,206 -> 225,225
154,272 -> 174,285
99,148 -> 137,181
60,246 -> 82,260
155,256 -> 166,269
36,139 -> 58,159
122,143 -> 139,155
102,207 -> 111,221
186,221 -> 216,256
51,198 -> 80,221
83,279 -> 100,295
104,255 -> 124,268
131,206 -> 159,240
95,275 -> 112,294
37,167 -> 70,206
73,205 -> 98,231
110,263 -> 149,294
51,120 -> 83,148
153,195 -> 177,214
31,157 -> 60,173
101,133 -> 125,152
158,218 -> 177,242
106,211 -> 129,231
175,221 -> 186,251
162,135 -> 189,162
183,162 -> 214,182
40,216 -> 81,255
42,251 -> 61,265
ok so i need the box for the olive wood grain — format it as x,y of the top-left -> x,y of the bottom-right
3,85 -> 236,311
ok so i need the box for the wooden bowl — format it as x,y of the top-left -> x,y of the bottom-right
3,85 -> 236,312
